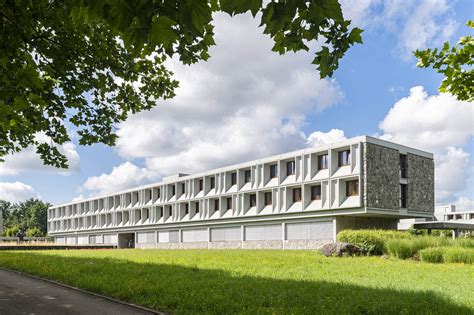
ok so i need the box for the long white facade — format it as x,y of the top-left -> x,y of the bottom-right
48,136 -> 434,249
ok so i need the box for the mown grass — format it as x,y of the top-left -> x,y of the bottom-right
0,249 -> 473,314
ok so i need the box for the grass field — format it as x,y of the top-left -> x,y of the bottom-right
0,249 -> 473,314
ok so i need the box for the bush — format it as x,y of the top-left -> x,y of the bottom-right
444,247 -> 474,264
387,236 -> 451,259
420,247 -> 444,263
420,247 -> 474,264
454,238 -> 474,248
336,230 -> 411,255
25,227 -> 44,237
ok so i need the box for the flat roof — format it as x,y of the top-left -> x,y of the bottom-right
51,135 -> 433,208
413,221 -> 474,230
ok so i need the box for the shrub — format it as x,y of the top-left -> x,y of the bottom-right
454,238 -> 474,248
444,247 -> 474,264
336,230 -> 411,255
387,237 -> 451,260
420,247 -> 444,263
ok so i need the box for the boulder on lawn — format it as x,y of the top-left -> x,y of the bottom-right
319,242 -> 362,257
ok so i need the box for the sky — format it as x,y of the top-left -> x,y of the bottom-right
1,0 -> 473,210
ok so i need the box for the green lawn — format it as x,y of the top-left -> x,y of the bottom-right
0,249 -> 472,314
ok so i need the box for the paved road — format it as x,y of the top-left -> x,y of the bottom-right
0,269 -> 157,315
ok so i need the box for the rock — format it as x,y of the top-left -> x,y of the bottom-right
319,242 -> 362,257
381,254 -> 389,260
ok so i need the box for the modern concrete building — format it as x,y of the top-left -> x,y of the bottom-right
48,136 -> 434,249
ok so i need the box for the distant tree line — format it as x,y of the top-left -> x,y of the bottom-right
0,199 -> 50,237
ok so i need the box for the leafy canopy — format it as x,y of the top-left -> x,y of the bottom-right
414,20 -> 473,102
1,199 -> 50,236
0,0 -> 362,168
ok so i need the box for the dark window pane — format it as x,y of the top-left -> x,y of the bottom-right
287,161 -> 295,175
400,184 -> 407,208
214,199 -> 219,210
245,170 -> 251,183
210,177 -> 215,189
231,172 -> 237,185
227,197 -> 232,210
293,188 -> 302,202
346,180 -> 359,196
318,154 -> 328,170
171,185 -> 175,196
185,204 -> 189,215
195,203 -> 200,213
270,164 -> 278,178
338,150 -> 351,167
400,154 -> 407,178
199,179 -> 203,191
311,185 -> 321,200
250,194 -> 256,207
181,183 -> 185,194
265,192 -> 272,206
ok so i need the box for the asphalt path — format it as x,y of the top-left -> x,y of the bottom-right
0,268 -> 158,315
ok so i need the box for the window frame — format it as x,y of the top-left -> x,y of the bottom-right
318,154 -> 329,170
286,160 -> 295,175
244,170 -> 251,183
345,180 -> 359,197
311,185 -> 322,201
264,192 -> 272,206
249,194 -> 257,207
292,187 -> 302,202
338,150 -> 351,167
269,164 -> 278,178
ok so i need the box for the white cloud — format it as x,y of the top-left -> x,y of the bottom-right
82,162 -> 159,196
0,182 -> 39,202
0,133 -> 80,176
71,194 -> 85,202
115,12 -> 342,177
341,0 -> 458,59
455,197 -> 474,211
379,86 -> 473,153
378,86 -> 474,203
307,129 -> 347,147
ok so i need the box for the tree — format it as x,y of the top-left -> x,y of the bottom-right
0,0 -> 363,168
414,20 -> 473,102
0,199 -> 50,236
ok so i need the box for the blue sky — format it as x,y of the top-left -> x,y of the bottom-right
1,0 -> 473,209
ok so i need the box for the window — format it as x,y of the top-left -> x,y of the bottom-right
231,172 -> 237,186
181,183 -> 185,195
199,179 -> 203,191
214,199 -> 219,211
346,180 -> 359,196
338,150 -> 351,166
195,203 -> 200,213
286,161 -> 295,175
455,214 -> 462,220
293,188 -> 302,202
400,184 -> 407,208
270,164 -> 278,178
249,194 -> 257,207
400,154 -> 407,178
227,197 -> 232,210
171,185 -> 176,196
184,204 -> 189,215
210,177 -> 215,189
447,214 -> 453,220
318,154 -> 329,170
264,192 -> 272,206
244,170 -> 251,183
311,185 -> 322,200
157,188 -> 161,198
